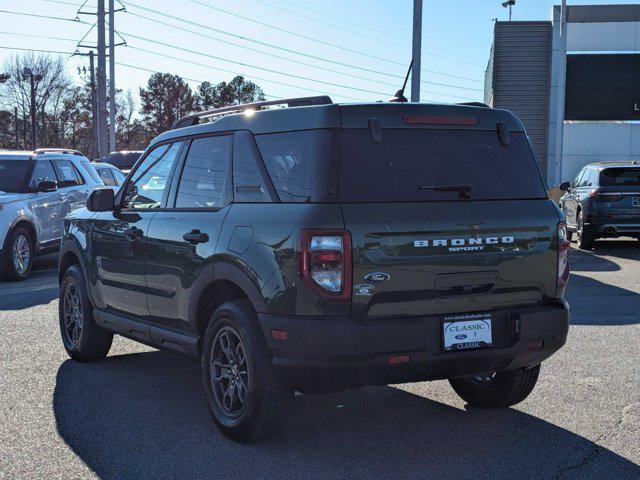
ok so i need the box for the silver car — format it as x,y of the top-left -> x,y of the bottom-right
0,149 -> 104,280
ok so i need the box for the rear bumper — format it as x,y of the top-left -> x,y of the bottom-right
585,215 -> 640,236
258,301 -> 570,392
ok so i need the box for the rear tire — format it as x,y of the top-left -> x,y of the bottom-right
576,211 -> 595,250
1,226 -> 33,281
449,364 -> 541,409
59,265 -> 113,362
202,299 -> 287,443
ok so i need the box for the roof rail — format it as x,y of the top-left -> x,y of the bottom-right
172,95 -> 333,129
457,102 -> 491,108
34,148 -> 83,156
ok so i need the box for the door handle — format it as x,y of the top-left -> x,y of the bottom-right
183,229 -> 209,244
123,227 -> 143,239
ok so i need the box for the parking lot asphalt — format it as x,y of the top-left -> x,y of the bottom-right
1,244 -> 639,480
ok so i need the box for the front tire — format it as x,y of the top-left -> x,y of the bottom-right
59,265 -> 113,362
202,300 -> 287,443
449,364 -> 541,409
1,226 -> 33,281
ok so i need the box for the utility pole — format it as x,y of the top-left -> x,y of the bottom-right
554,0 -> 568,184
22,68 -> 41,150
14,107 -> 19,149
411,0 -> 422,102
108,0 -> 116,153
88,51 -> 99,159
96,0 -> 108,158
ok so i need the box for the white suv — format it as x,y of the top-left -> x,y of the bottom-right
0,149 -> 104,280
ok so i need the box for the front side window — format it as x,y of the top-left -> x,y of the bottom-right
30,160 -> 58,190
175,135 -> 232,209
54,160 -> 84,187
123,142 -> 182,209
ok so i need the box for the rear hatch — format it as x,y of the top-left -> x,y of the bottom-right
592,167 -> 640,216
338,104 -> 561,319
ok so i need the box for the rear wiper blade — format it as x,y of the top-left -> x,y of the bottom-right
418,183 -> 475,199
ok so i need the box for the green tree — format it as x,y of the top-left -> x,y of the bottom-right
139,73 -> 196,137
196,75 -> 265,110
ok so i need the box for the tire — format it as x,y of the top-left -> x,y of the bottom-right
449,364 -> 541,409
59,265 -> 113,362
576,210 -> 595,250
201,299 -> 287,443
1,226 -> 34,281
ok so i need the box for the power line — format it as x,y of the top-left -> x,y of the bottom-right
120,31 -> 390,97
246,0 -> 409,50
121,51 -> 367,101
120,1 -> 483,84
0,29 -> 476,101
0,45 -> 77,55
0,8 -> 87,23
185,0 -> 484,68
124,10 -> 482,94
277,0 -> 409,43
0,6 -> 481,100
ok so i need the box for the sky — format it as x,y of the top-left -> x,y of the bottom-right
1,0 -> 639,106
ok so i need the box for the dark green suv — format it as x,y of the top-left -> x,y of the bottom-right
57,96 -> 570,442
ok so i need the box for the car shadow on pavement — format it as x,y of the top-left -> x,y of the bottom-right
567,273 -> 640,326
586,239 -> 640,262
0,272 -> 58,310
53,352 -> 640,480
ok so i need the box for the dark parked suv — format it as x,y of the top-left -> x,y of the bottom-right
58,97 -> 570,442
559,161 -> 640,249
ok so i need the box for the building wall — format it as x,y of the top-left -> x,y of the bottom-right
549,4 -> 640,184
490,21 -> 553,176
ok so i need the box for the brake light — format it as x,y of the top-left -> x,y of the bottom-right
588,189 -> 598,198
556,221 -> 570,295
298,230 -> 351,300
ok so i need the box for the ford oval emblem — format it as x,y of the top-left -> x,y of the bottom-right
364,272 -> 391,284
455,334 -> 468,340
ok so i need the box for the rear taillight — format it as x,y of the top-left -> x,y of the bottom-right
556,221 -> 570,296
298,230 -> 351,300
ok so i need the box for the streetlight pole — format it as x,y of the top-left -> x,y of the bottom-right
411,0 -> 423,102
108,0 -> 116,152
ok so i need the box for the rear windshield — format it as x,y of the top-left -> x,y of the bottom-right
339,129 -> 547,202
105,152 -> 141,169
600,168 -> 640,187
0,160 -> 31,193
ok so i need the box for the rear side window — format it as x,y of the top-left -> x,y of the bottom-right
233,131 -> 270,203
255,130 -> 335,203
53,160 -> 84,187
30,160 -> 58,190
175,135 -> 232,209
98,168 -> 117,186
80,159 -> 102,184
339,129 -> 547,202
600,168 -> 640,186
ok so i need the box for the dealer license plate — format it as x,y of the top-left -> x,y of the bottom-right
443,313 -> 493,351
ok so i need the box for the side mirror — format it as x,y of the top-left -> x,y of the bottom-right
37,180 -> 58,192
86,188 -> 115,212
558,182 -> 571,191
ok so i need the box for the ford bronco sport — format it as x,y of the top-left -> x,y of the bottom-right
57,96 -> 570,443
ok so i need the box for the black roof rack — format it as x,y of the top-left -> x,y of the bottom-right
172,95 -> 333,129
457,102 -> 491,108
34,148 -> 83,156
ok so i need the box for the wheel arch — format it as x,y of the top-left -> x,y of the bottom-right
193,261 -> 268,342
4,217 -> 37,251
